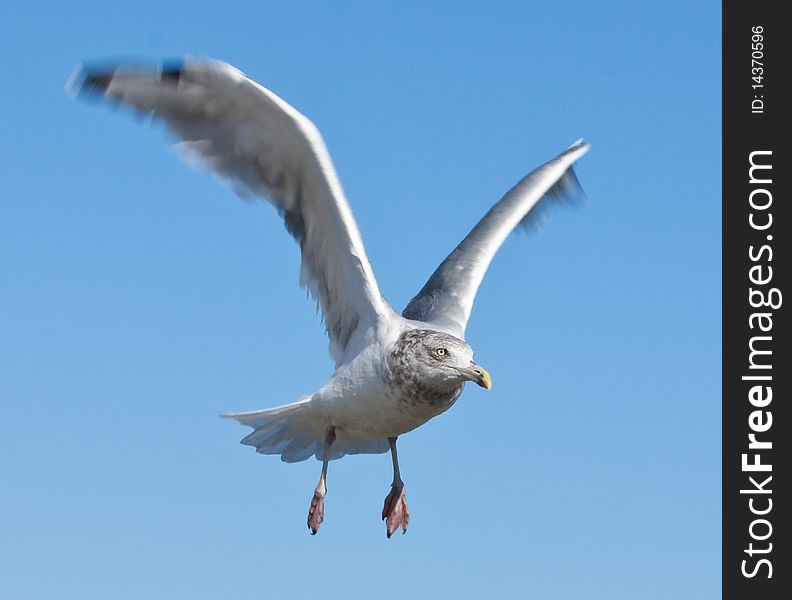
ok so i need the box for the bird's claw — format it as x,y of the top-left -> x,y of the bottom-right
382,483 -> 409,538
307,484 -> 326,535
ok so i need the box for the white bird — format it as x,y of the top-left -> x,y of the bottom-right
70,58 -> 589,537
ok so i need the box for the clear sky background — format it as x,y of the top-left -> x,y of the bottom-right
1,2 -> 721,599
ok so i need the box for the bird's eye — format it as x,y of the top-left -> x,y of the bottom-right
435,347 -> 447,357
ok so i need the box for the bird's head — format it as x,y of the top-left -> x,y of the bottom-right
391,329 -> 492,391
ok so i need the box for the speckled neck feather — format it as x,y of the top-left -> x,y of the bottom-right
385,329 -> 464,410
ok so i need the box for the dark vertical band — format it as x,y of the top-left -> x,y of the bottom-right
723,3 -> 790,598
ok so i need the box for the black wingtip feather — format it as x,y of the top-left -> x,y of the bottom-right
518,165 -> 587,233
65,64 -> 105,100
160,58 -> 186,83
81,71 -> 113,94
67,58 -> 187,100
545,164 -> 586,203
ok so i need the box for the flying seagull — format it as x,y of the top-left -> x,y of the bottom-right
69,58 -> 589,537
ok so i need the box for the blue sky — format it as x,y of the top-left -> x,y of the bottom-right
1,2 -> 721,598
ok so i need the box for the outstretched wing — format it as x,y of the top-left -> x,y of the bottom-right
70,58 -> 394,362
402,140 -> 590,338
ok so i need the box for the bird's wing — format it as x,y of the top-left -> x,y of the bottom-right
402,140 -> 590,338
70,58 -> 395,362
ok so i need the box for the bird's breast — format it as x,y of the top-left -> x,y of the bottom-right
312,340 -> 463,439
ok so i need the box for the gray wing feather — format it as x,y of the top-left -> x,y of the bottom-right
402,140 -> 590,338
70,58 -> 393,362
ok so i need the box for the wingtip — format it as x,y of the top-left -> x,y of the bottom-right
160,58 -> 187,83
566,138 -> 591,157
66,58 -> 190,101
65,64 -> 93,99
66,60 -> 123,103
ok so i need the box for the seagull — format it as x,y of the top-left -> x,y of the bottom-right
69,58 -> 589,537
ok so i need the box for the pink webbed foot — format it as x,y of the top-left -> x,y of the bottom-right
382,483 -> 409,538
307,483 -> 326,535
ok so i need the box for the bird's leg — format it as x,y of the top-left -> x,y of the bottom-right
382,436 -> 409,537
308,426 -> 336,535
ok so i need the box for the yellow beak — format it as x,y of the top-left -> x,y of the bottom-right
466,362 -> 492,390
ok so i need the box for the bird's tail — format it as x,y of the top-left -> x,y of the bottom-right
222,396 -> 390,462
221,397 -> 325,463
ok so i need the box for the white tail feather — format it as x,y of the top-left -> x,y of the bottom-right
222,397 -> 321,463
221,397 -> 389,462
